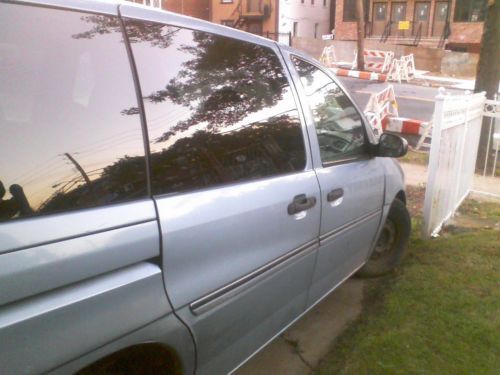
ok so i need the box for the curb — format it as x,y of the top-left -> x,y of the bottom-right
330,68 -> 387,82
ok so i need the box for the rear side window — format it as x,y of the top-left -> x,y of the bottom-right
0,4 -> 146,223
125,21 -> 306,195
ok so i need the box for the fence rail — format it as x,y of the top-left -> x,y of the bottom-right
422,88 -> 487,238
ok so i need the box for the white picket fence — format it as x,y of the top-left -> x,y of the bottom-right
422,88 -> 487,238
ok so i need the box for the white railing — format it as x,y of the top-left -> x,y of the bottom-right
422,88 -> 487,238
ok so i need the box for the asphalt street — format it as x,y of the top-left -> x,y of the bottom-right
338,76 -> 466,122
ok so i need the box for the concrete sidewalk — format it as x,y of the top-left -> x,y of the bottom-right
235,279 -> 365,375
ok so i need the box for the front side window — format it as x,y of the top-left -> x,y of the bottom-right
126,21 -> 306,195
292,57 -> 367,165
0,4 -> 146,223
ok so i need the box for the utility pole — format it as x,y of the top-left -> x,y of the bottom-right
355,0 -> 366,70
64,152 -> 91,187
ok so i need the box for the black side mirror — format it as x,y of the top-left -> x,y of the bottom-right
376,133 -> 408,158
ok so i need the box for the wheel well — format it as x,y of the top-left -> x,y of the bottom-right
76,343 -> 183,375
395,190 -> 406,205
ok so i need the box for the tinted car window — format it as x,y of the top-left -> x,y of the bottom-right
292,57 -> 367,165
125,21 -> 306,195
0,4 -> 146,223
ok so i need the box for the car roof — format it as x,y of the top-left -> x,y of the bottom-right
15,0 -> 292,51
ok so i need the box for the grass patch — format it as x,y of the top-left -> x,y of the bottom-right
317,201 -> 500,375
400,150 -> 429,166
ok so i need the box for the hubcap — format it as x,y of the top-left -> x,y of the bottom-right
373,219 -> 397,259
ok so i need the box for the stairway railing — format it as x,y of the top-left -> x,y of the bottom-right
438,20 -> 451,48
380,21 -> 392,43
413,22 -> 422,46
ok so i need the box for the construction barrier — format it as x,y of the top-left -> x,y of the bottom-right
330,68 -> 387,82
319,46 -> 356,69
363,84 -> 430,143
363,85 -> 399,136
387,54 -> 416,83
363,49 -> 394,73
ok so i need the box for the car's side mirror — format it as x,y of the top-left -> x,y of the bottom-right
375,133 -> 408,158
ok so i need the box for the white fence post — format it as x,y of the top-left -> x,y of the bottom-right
422,87 -> 445,238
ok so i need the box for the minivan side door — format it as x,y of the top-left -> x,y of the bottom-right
121,8 -> 321,375
284,54 -> 385,305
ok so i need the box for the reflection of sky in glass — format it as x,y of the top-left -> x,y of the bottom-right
0,5 -> 143,211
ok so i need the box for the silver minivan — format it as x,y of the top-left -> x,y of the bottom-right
0,1 -> 410,374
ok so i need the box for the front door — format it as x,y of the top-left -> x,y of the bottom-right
372,2 -> 388,35
391,2 -> 407,36
413,2 -> 430,36
288,56 -> 385,305
433,1 -> 449,36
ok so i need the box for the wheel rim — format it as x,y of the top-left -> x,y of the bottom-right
372,219 -> 397,260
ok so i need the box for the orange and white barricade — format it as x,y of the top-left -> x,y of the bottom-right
387,54 -> 416,83
364,85 -> 431,145
363,49 -> 394,73
400,54 -> 416,81
363,85 -> 399,136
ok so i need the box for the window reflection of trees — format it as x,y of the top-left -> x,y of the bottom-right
125,21 -> 307,195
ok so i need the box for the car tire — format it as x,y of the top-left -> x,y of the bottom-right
356,198 -> 411,278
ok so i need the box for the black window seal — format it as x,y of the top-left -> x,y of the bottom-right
118,6 -> 152,198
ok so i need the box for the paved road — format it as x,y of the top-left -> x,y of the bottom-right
338,77 -> 465,122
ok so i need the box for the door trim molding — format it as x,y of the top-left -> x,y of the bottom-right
319,209 -> 381,245
189,239 -> 319,315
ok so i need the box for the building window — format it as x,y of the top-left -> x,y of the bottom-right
324,0 -> 327,6
136,0 -> 162,9
314,23 -> 319,38
454,0 -> 487,22
343,0 -> 357,21
301,0 -> 305,4
311,0 -> 315,5
221,20 -> 233,27
221,0 -> 234,4
293,22 -> 299,36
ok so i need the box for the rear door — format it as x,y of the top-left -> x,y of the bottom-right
284,54 -> 385,306
121,9 -> 321,375
0,3 -> 170,373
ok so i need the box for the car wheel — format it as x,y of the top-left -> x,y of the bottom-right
356,198 -> 411,278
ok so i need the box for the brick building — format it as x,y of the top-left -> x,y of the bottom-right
333,0 -> 486,51
210,0 -> 279,36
